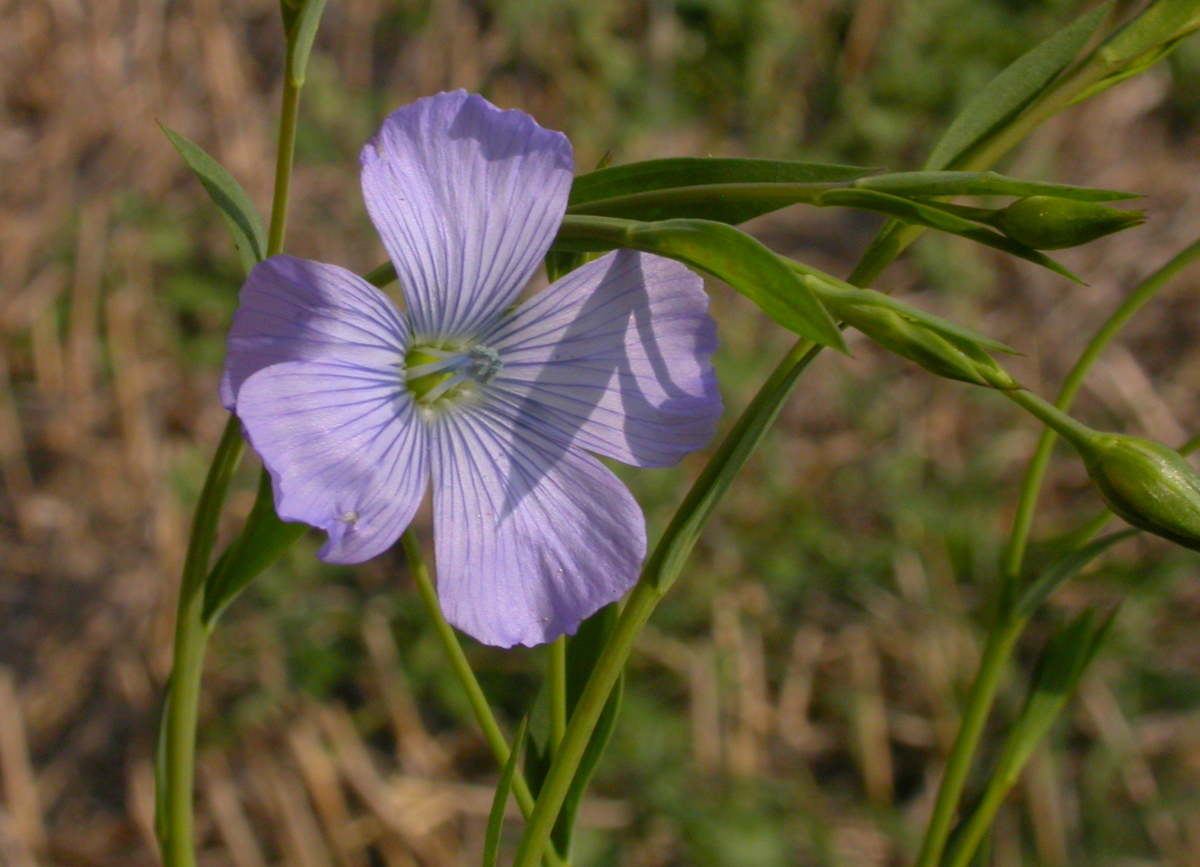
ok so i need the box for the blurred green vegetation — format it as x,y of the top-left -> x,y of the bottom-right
197,3 -> 1200,864
8,0 -> 1200,864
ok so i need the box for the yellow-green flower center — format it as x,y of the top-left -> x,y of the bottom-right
404,344 -> 503,405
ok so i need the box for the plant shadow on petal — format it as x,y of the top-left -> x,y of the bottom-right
488,250 -> 719,523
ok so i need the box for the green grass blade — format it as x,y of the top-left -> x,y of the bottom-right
1014,529 -> 1136,617
160,124 -> 267,274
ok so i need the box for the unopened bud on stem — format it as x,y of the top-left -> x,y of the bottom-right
1079,433 -> 1200,551
996,197 -> 1145,250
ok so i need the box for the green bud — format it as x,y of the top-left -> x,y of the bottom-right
838,303 -> 1017,390
995,196 -> 1145,250
1080,433 -> 1200,551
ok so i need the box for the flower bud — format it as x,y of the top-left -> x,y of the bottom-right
995,197 -> 1144,250
839,303 -> 1017,390
1080,433 -> 1200,551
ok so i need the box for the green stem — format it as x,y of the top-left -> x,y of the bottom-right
511,337 -> 823,867
1002,235 -> 1200,579
930,239 -> 1200,867
266,75 -> 302,258
1002,388 -> 1097,451
515,14 -> 1189,867
159,54 -> 306,867
912,617 -> 1023,867
400,532 -> 566,867
549,637 -> 567,752
159,417 -> 245,867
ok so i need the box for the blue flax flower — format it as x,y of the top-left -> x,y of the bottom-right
221,91 -> 722,647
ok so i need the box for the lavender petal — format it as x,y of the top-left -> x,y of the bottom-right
360,90 -> 573,341
483,250 -> 722,468
429,401 -> 645,648
236,359 -> 429,564
221,254 -> 410,410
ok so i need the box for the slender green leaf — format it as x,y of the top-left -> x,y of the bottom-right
1096,0 -> 1200,67
523,726 -> 550,800
568,181 -> 839,224
555,215 -> 847,352
153,677 -> 172,847
925,3 -> 1111,170
484,716 -> 529,867
856,170 -> 1137,201
941,609 -> 1115,867
570,157 -> 873,205
816,189 -> 1082,282
795,270 -> 1015,353
565,604 -> 620,714
202,471 -> 306,625
287,0 -> 331,85
554,674 -> 623,857
1016,530 -> 1135,617
160,124 -> 267,274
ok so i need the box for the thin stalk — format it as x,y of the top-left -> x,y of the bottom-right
549,637 -> 567,752
400,531 -> 566,867
1002,236 -> 1200,578
159,417 -> 245,867
266,75 -> 302,258
932,239 -> 1200,867
912,617 -> 1023,867
158,57 -> 305,867
511,337 -> 824,867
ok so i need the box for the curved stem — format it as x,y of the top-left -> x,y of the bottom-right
159,417 -> 245,867
400,531 -> 566,867
1002,236 -> 1200,579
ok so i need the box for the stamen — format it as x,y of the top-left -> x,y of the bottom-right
420,371 -> 469,404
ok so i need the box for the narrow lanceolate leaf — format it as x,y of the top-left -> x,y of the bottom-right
816,189 -> 1082,282
1014,529 -> 1135,617
160,124 -> 267,274
925,3 -> 1111,171
287,0 -> 331,85
551,605 -> 622,855
202,472 -> 307,625
555,673 -> 623,856
855,171 -> 1138,202
484,716 -> 529,867
555,215 -> 846,352
568,157 -> 875,224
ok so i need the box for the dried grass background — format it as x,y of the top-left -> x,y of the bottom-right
4,0 -> 1200,864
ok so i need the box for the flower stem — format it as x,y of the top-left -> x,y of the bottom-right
924,236 -> 1200,867
911,616 -> 1023,867
510,337 -> 824,867
1002,235 -> 1200,579
266,74 -> 302,258
400,531 -> 566,867
158,51 -> 306,867
549,637 -> 567,752
159,416 -> 245,867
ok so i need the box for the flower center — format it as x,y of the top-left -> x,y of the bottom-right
405,344 -> 503,405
